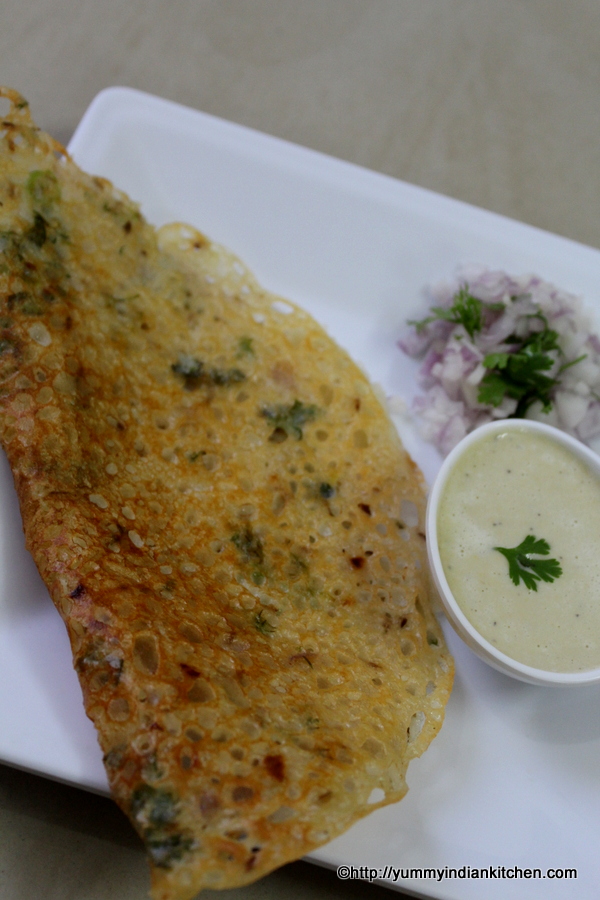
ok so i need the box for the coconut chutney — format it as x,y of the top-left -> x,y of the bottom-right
438,427 -> 600,672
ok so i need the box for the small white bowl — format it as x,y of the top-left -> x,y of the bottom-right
426,418 -> 600,686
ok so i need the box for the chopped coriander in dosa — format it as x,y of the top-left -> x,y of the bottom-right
0,88 -> 453,899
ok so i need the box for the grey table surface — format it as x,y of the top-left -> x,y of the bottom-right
1,2 -> 600,899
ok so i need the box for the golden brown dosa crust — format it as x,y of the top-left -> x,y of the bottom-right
0,88 -> 453,899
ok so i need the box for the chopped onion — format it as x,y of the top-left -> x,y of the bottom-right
399,267 -> 600,455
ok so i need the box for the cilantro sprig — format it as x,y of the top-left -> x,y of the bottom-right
477,322 -> 587,417
494,535 -> 562,591
408,285 -> 504,340
407,284 -> 588,421
261,399 -> 318,440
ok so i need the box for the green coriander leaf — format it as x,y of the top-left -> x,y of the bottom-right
237,336 -> 254,357
131,784 -> 179,827
147,833 -> 194,869
406,314 -> 436,333
445,286 -> 484,338
477,371 -> 511,407
26,170 -> 60,207
209,366 -> 246,386
482,352 -> 510,370
514,535 -> 551,555
231,527 -> 264,564
494,534 -> 562,591
525,556 -> 563,584
408,285 -> 503,340
478,326 -> 563,415
523,327 -> 561,355
261,399 -> 318,440
171,354 -> 245,390
171,354 -> 203,384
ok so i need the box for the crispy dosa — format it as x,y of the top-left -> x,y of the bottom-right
0,88 -> 453,899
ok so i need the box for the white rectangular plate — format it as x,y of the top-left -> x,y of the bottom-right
2,87 -> 600,900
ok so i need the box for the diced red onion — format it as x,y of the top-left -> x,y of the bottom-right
399,268 -> 600,455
